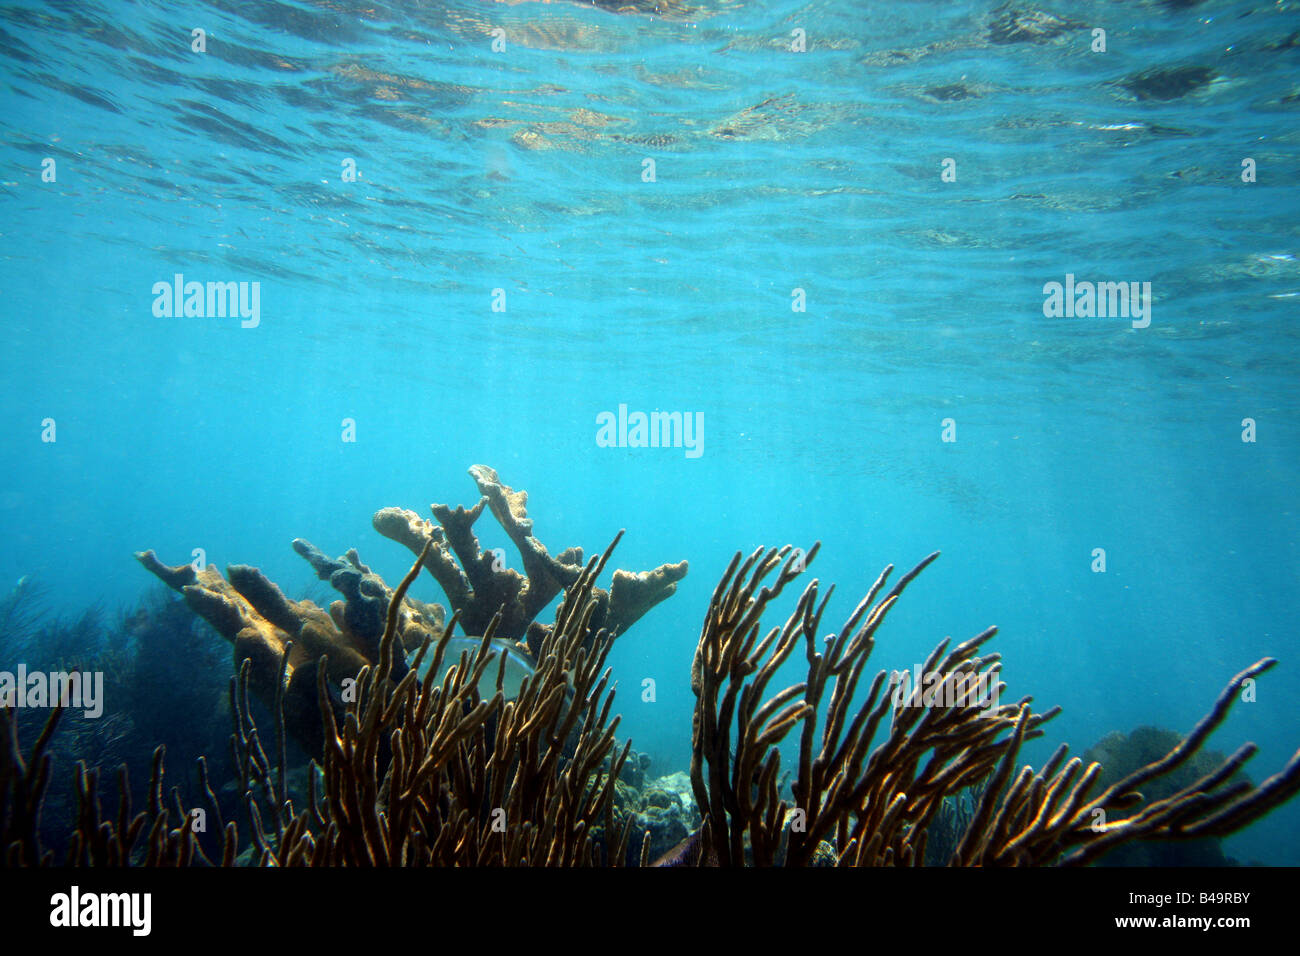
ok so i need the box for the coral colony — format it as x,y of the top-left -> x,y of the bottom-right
3,466 -> 1299,866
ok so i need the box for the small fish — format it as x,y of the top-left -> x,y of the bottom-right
409,636 -> 537,700
651,828 -> 717,867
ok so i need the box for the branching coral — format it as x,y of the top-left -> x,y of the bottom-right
0,585 -> 230,862
3,538 -> 642,867
1,706 -> 56,865
1078,727 -> 1247,865
1,704 -> 200,866
373,464 -> 688,653
6,529 -> 1300,869
689,544 -> 1300,866
293,538 -> 635,866
135,465 -> 686,756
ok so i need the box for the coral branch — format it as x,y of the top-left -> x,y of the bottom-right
137,465 -> 684,758
373,465 -> 686,654
688,544 -> 1300,867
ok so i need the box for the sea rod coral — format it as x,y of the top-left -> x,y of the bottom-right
2,532 -> 643,865
4,520 -> 1300,866
685,544 -> 1300,865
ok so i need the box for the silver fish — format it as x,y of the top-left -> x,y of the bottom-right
409,636 -> 537,700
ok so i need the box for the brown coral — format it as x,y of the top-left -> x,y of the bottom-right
135,465 -> 686,756
688,543 -> 1300,866
372,464 -> 687,654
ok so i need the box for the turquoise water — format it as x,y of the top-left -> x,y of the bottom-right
1,0 -> 1298,863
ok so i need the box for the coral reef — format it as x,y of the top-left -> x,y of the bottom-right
600,768 -> 701,865
135,465 -> 686,756
5,529 -> 1300,869
0,582 -> 231,861
629,771 -> 700,862
373,464 -> 688,653
3,537 -> 643,866
923,780 -> 989,866
688,544 -> 1300,866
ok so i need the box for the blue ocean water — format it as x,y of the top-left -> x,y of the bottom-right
1,0 -> 1297,864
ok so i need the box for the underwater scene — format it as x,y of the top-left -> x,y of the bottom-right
2,0 -> 1299,887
